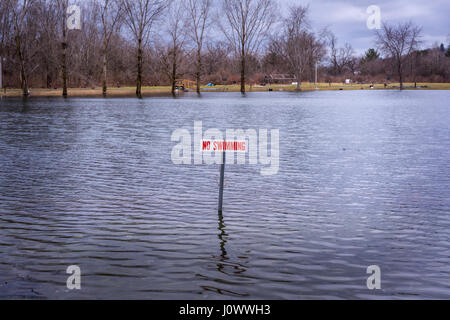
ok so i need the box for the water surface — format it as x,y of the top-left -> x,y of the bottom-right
0,90 -> 449,299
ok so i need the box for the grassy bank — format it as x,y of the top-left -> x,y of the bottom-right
1,82 -> 450,98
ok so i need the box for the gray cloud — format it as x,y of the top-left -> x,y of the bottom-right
279,0 -> 449,55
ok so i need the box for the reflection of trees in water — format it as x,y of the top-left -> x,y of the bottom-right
21,100 -> 31,113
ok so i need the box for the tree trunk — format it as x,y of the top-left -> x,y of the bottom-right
171,52 -> 177,96
62,42 -> 67,97
61,1 -> 68,98
240,53 -> 246,94
296,72 -> 301,91
398,61 -> 403,90
62,18 -> 68,98
46,68 -> 52,89
196,49 -> 201,94
102,42 -> 107,97
15,35 -> 28,97
136,38 -> 143,98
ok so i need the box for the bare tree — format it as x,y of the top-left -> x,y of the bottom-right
121,0 -> 167,98
98,0 -> 122,97
203,41 -> 232,80
55,0 -> 69,97
337,43 -> 355,74
0,1 -> 444,92
327,31 -> 355,75
35,1 -> 59,89
220,0 -> 276,94
158,1 -> 187,95
75,1 -> 102,88
0,1 -> 12,91
274,5 -> 319,91
185,0 -> 211,94
376,21 -> 422,89
0,1 -> 11,55
7,0 -> 35,97
328,32 -> 338,75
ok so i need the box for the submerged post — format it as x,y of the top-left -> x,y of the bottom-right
218,150 -> 226,213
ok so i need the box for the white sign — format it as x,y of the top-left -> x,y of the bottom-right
171,121 -> 280,176
202,140 -> 247,153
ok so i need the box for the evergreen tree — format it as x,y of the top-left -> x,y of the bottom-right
364,48 -> 380,62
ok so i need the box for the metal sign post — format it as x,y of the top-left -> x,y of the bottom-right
218,151 -> 226,213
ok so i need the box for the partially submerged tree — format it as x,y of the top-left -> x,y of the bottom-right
56,0 -> 69,97
7,0 -> 35,97
185,0 -> 211,94
98,0 -> 122,97
159,1 -> 187,96
35,1 -> 59,89
376,21 -> 422,89
1,1 -> 12,91
220,0 -> 276,94
122,0 -> 167,98
0,1 -> 12,60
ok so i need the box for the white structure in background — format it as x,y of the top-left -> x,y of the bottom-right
345,79 -> 352,84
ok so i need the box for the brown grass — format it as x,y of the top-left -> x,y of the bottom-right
1,82 -> 449,98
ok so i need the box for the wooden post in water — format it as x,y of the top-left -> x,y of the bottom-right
218,150 -> 226,213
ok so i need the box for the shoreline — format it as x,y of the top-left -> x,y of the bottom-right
1,82 -> 450,98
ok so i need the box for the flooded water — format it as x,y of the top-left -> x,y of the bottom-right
0,90 -> 449,299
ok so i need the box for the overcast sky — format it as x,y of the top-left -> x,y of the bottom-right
279,0 -> 449,56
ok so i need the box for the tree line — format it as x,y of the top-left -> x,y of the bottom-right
0,0 -> 449,97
